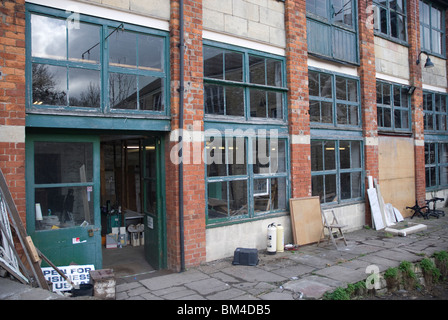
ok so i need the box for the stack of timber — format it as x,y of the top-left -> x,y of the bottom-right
367,176 -> 404,230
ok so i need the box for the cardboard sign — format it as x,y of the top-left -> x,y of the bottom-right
41,265 -> 95,292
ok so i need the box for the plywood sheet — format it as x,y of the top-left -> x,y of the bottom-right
378,136 -> 416,217
289,197 -> 322,245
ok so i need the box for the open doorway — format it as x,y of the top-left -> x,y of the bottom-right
100,135 -> 161,277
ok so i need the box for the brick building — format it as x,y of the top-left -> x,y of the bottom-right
0,0 -> 447,272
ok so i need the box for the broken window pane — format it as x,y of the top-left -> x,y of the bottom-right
229,180 -> 248,217
205,84 -> 224,115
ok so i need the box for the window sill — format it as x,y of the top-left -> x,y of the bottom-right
206,210 -> 289,229
374,33 -> 408,48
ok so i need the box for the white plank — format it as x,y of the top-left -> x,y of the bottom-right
393,207 -> 404,222
385,203 -> 397,225
367,188 -> 385,230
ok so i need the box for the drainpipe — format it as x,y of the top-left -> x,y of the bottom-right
178,0 -> 185,272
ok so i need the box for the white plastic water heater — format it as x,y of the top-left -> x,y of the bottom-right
267,223 -> 277,254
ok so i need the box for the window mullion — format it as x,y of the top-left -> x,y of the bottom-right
102,25 -> 109,114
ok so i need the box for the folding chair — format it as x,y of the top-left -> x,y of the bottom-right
317,209 -> 347,249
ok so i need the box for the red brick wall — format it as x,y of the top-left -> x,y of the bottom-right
0,0 -> 26,223
285,0 -> 311,198
407,0 -> 425,207
358,0 -> 378,226
167,0 -> 206,271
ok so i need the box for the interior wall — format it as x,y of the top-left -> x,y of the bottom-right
378,136 -> 416,218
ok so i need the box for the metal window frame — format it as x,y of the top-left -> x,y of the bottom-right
25,4 -> 170,118
203,41 -> 288,124
419,0 -> 446,58
310,138 -> 364,205
308,68 -> 362,130
373,0 -> 408,44
205,135 -> 290,226
376,79 -> 412,133
423,90 -> 448,133
306,0 -> 360,64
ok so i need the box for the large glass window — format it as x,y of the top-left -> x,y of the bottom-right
306,0 -> 358,64
420,1 -> 445,56
311,140 -> 363,204
206,136 -> 288,223
373,0 -> 407,42
425,142 -> 448,189
28,9 -> 167,114
33,142 -> 95,230
376,80 -> 411,132
309,70 -> 360,127
423,91 -> 448,132
203,45 -> 286,121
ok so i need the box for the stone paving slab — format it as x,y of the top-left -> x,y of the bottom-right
313,265 -> 367,284
3,215 -> 448,301
140,269 -> 210,291
184,278 -> 230,295
288,253 -> 333,268
283,278 -> 333,299
372,248 -> 421,262
220,265 -> 287,283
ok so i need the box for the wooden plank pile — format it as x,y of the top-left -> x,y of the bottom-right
367,176 -> 404,230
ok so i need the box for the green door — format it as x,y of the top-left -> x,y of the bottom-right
142,137 -> 166,269
26,134 -> 102,269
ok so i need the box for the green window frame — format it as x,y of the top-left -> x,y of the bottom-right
203,42 -> 288,122
26,4 -> 169,117
311,139 -> 364,204
306,0 -> 359,64
376,80 -> 411,132
308,69 -> 361,128
25,134 -> 101,233
205,135 -> 289,224
423,91 -> 448,132
420,0 -> 446,57
425,142 -> 448,190
373,0 -> 407,43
